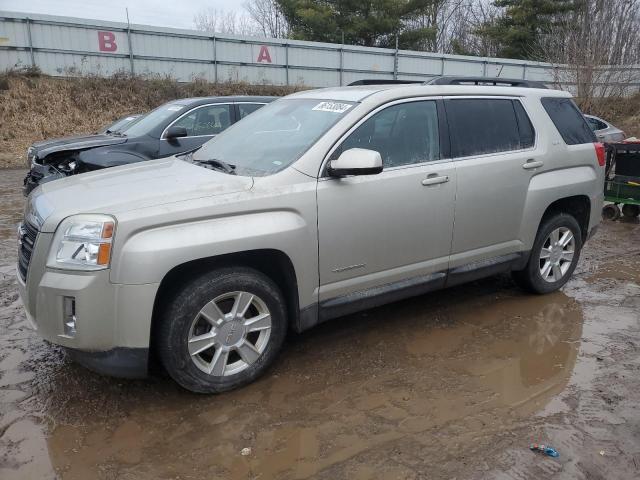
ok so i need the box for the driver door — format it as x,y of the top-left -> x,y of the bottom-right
317,99 -> 456,308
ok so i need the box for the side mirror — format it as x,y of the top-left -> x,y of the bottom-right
165,126 -> 188,141
328,148 -> 383,177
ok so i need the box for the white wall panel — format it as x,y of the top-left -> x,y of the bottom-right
2,10 -> 637,93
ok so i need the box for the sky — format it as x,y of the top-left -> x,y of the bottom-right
1,0 -> 246,29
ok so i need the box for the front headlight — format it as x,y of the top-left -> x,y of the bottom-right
47,214 -> 116,271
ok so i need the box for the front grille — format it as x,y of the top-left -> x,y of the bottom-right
18,221 -> 39,281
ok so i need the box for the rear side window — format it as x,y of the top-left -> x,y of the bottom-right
446,99 -> 524,157
514,101 -> 535,148
541,97 -> 595,145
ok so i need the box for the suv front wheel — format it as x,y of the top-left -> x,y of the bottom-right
157,267 -> 287,393
512,213 -> 583,294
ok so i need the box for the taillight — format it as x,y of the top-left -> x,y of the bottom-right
594,142 -> 606,167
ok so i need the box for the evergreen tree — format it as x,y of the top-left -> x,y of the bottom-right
275,0 -> 437,49
477,0 -> 578,60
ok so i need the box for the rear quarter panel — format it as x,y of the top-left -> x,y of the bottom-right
519,96 -> 604,248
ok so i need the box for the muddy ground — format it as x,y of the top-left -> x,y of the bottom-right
0,168 -> 639,480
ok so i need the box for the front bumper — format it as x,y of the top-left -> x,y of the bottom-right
18,241 -> 159,377
23,164 -> 67,197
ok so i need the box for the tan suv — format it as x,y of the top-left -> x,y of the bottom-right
17,77 -> 605,393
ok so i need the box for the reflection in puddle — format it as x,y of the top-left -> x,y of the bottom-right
39,287 -> 582,479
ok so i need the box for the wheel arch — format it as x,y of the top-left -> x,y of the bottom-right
539,195 -> 591,242
150,249 -> 300,359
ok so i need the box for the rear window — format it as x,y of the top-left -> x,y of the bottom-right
541,97 -> 596,145
446,98 -> 532,157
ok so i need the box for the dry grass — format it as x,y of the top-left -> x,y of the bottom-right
2,70 -> 640,169
0,70 -> 302,169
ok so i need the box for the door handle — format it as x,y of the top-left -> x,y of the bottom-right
522,159 -> 544,170
421,175 -> 450,186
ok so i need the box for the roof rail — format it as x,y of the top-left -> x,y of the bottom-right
348,79 -> 425,86
426,76 -> 548,89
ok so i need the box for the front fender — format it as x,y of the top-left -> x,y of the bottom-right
519,166 -> 601,248
111,210 -> 311,287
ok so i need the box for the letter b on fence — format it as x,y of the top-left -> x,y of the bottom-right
98,31 -> 117,52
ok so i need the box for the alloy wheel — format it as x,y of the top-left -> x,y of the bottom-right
539,227 -> 575,283
187,291 -> 272,376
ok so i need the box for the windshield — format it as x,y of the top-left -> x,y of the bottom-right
122,102 -> 187,137
103,114 -> 141,134
192,98 -> 355,176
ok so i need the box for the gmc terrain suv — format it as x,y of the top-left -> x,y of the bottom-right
17,77 -> 604,393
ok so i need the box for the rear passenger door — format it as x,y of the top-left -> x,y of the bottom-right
159,103 -> 235,157
445,97 -> 538,269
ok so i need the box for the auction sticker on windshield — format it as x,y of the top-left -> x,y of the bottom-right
312,101 -> 352,114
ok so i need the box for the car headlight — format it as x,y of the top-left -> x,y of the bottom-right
47,214 -> 116,271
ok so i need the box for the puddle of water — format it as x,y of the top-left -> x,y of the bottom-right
30,285 -> 582,479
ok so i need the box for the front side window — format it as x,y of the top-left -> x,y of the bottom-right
238,103 -> 264,119
332,101 -> 440,167
171,104 -> 232,137
446,98 -> 524,157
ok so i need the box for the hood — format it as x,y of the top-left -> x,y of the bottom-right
32,158 -> 254,232
32,134 -> 127,160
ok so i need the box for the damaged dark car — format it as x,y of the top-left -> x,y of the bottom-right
23,96 -> 276,196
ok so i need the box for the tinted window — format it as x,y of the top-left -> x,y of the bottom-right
333,101 -> 440,167
541,98 -> 595,145
446,99 -> 521,157
171,104 -> 232,137
238,103 -> 264,119
586,116 -> 607,131
514,101 -> 535,148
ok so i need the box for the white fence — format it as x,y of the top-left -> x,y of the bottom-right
1,10 -> 638,93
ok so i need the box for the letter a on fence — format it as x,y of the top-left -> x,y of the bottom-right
257,45 -> 272,63
98,31 -> 117,52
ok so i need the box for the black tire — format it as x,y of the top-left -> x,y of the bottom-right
156,267 -> 287,394
621,204 -> 640,218
512,213 -> 583,294
602,204 -> 621,221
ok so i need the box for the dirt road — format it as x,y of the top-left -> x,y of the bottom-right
1,168 -> 639,480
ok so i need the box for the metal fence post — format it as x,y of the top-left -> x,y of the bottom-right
213,35 -> 218,83
25,17 -> 35,68
482,60 -> 487,77
285,41 -> 289,86
125,9 -> 134,74
522,63 -> 527,79
339,31 -> 344,86
393,36 -> 399,80
440,57 -> 445,76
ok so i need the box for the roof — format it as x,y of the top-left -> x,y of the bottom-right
288,83 -> 571,103
171,96 -> 278,105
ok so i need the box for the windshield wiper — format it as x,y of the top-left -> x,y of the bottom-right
192,157 -> 237,175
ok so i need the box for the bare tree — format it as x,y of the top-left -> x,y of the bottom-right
244,0 -> 289,38
194,8 -> 259,36
537,0 -> 640,108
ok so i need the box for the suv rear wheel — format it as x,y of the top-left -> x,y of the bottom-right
157,267 -> 287,393
512,213 -> 583,294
